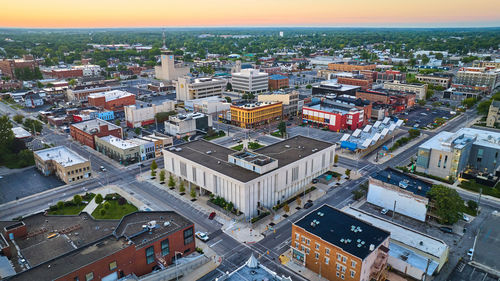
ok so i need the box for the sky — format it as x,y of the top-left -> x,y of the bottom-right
2,0 -> 500,28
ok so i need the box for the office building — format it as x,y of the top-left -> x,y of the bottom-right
328,62 -> 376,72
1,211 -> 195,281
292,204 -> 390,281
367,168 -> 432,222
184,96 -> 231,115
375,70 -> 406,83
124,100 -> 176,128
231,69 -> 269,94
155,50 -> 190,81
95,135 -> 155,164
164,112 -> 212,137
70,119 -> 123,149
455,67 -> 500,92
88,90 -> 136,111
415,74 -> 452,88
230,101 -> 282,128
163,136 -> 335,218
383,82 -> 428,100
312,81 -> 361,97
268,74 -> 289,90
34,146 -> 91,184
486,100 -> 500,128
66,84 -> 112,102
416,128 -> 500,179
175,77 -> 226,101
257,90 -> 299,117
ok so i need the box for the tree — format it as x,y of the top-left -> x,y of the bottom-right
277,121 -> 286,137
179,181 -> 185,193
159,170 -> 166,182
334,154 -> 339,164
104,202 -> 111,209
426,89 -> 434,100
226,82 -> 233,91
427,185 -> 464,225
296,196 -> 302,207
462,97 -> 477,108
151,160 -> 157,171
73,194 -> 82,205
57,201 -> 64,209
95,194 -> 103,204
68,79 -> 77,86
168,175 -> 176,188
418,100 -> 427,106
100,209 -> 106,216
134,128 -> 141,135
190,189 -> 196,198
283,203 -> 290,214
115,119 -> 121,126
345,169 -> 351,178
13,114 -> 24,124
305,84 -> 312,89
467,200 -> 478,212
0,115 -> 14,157
225,96 -> 232,103
477,100 -> 492,115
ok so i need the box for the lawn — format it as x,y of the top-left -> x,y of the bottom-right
47,193 -> 95,215
270,131 -> 283,138
231,144 -> 243,151
203,130 -> 226,140
92,199 -> 138,219
459,179 -> 500,198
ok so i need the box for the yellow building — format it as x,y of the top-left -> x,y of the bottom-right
34,146 -> 92,184
230,101 -> 282,128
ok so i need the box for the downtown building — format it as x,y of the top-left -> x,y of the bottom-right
155,50 -> 190,81
70,119 -> 123,149
175,76 -> 226,101
124,100 -> 176,128
88,90 -> 136,111
163,136 -> 336,218
257,90 -> 300,117
33,146 -> 92,184
230,101 -> 283,128
383,81 -> 428,100
231,69 -> 269,94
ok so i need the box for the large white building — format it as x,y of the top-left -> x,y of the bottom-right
164,112 -> 212,137
155,50 -> 190,81
163,136 -> 336,218
73,64 -> 102,77
383,81 -> 428,100
184,96 -> 231,114
175,77 -> 226,101
231,69 -> 269,94
124,100 -> 176,128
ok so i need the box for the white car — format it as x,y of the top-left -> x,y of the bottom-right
463,214 -> 470,222
381,208 -> 389,215
467,248 -> 474,258
195,231 -> 209,242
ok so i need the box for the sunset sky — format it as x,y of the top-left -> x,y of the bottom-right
2,0 -> 499,28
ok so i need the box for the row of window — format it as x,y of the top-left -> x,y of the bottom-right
295,233 -> 357,266
67,166 -> 90,175
76,261 -> 117,281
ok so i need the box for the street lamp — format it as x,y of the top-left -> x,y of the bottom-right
175,251 -> 183,281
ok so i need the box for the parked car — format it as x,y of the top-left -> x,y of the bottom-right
208,212 -> 216,220
439,226 -> 453,233
467,248 -> 474,258
100,166 -> 106,172
195,231 -> 209,242
304,202 -> 313,209
380,208 -> 388,215
312,178 -> 319,184
462,214 -> 470,222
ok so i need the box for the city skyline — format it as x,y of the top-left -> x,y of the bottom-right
2,0 -> 500,28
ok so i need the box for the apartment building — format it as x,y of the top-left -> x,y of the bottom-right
416,128 -> 500,179
383,82 -> 428,100
230,101 -> 282,128
455,67 -> 500,91
231,69 -> 269,94
163,136 -> 336,218
415,74 -> 452,88
155,49 -> 190,81
88,90 -> 136,111
34,146 -> 91,184
292,204 -> 390,281
0,56 -> 38,78
472,60 -> 500,69
257,90 -> 299,117
124,100 -> 176,128
175,77 -> 226,101
70,119 -> 123,149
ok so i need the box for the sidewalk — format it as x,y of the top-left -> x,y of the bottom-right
281,248 -> 328,281
179,242 -> 221,280
367,133 -> 427,165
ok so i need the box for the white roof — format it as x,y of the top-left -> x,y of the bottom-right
361,138 -> 372,148
344,207 -> 448,258
100,135 -> 152,149
373,121 -> 381,128
396,119 -> 404,127
382,117 -> 390,124
12,127 -> 31,138
381,128 -> 389,137
363,125 -> 372,133
352,129 -> 362,138
372,133 -> 381,143
389,123 -> 397,131
34,146 -> 87,167
340,134 -> 350,142
88,90 -> 134,102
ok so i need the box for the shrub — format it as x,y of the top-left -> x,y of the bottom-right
118,197 -> 127,205
100,209 -> 106,216
57,201 -> 64,209
179,181 -> 185,193
73,195 -> 82,205
95,194 -> 103,204
159,170 -> 166,182
104,202 -> 111,209
190,189 -> 196,198
467,200 -> 478,211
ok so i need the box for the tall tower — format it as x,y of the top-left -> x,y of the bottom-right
161,29 -> 166,50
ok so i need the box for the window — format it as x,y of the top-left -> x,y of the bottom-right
305,248 -> 310,254
325,248 -> 330,255
74,277 -> 79,281
325,257 -> 329,265
342,256 -> 347,263
336,264 -> 341,271
350,270 -> 356,278
85,272 -> 94,281
351,261 -> 356,268
146,246 -> 155,264
336,272 -> 340,277
437,154 -> 442,167
443,155 -> 448,168
184,227 -> 194,245
315,243 -> 320,250
295,233 -> 300,241
161,239 -> 169,256
192,167 -> 197,182
306,239 -> 310,245
109,261 -> 117,270
337,254 -> 341,261
301,237 -> 305,243
292,166 -> 299,182
315,252 -> 319,259
341,274 -> 345,280
342,266 -> 346,273
180,162 -> 187,177
295,242 -> 299,248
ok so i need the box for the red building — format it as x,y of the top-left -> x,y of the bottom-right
1,211 -> 195,281
42,69 -> 83,79
356,90 -> 415,113
70,119 -> 123,149
337,76 -> 372,90
88,90 -> 136,111
268,74 -> 289,90
0,57 -> 38,78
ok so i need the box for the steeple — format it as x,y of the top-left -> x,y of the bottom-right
162,29 -> 166,50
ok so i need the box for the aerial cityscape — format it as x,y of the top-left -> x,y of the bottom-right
0,1 -> 499,281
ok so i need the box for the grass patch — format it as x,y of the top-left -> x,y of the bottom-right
271,131 -> 283,138
231,144 -> 243,151
92,198 -> 138,220
459,179 -> 500,198
203,130 -> 226,140
396,166 -> 454,184
47,193 -> 95,215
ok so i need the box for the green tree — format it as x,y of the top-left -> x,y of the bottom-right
95,194 -> 103,204
334,154 -> 339,164
0,115 -> 14,157
168,175 -> 176,188
418,100 -> 427,106
68,79 -> 77,86
225,96 -> 232,103
57,201 -> 64,209
462,97 -> 477,108
477,100 -> 492,115
151,160 -> 157,171
103,202 -> 111,209
426,89 -> 434,100
115,119 -> 121,126
305,84 -> 312,89
427,185 -> 464,225
179,181 -> 185,193
277,121 -> 286,137
134,127 -> 141,135
13,114 -> 24,124
226,82 -> 232,91
159,170 -> 166,182
283,203 -> 290,214
190,188 -> 196,198
467,200 -> 478,213
100,209 -> 106,216
73,194 -> 82,205
345,169 -> 351,178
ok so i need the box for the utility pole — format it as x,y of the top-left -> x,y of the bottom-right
422,258 -> 431,281
392,200 -> 397,221
477,188 -> 482,210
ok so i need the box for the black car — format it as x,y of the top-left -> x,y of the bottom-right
303,202 -> 313,209
312,179 -> 318,184
439,226 -> 453,233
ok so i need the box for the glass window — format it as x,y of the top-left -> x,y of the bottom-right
351,270 -> 356,278
146,246 -> 155,264
161,239 -> 169,256
85,272 -> 94,281
336,264 -> 341,271
337,254 -> 341,261
315,243 -> 320,250
351,261 -> 356,268
315,252 -> 319,259
109,261 -> 117,271
295,233 -> 300,240
342,256 -> 347,263
341,274 -> 345,280
184,227 -> 194,245
336,272 -> 340,277
325,257 -> 329,265
325,248 -> 330,255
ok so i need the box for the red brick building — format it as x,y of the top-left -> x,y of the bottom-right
88,90 -> 136,111
42,68 -> 83,79
356,90 -> 415,113
1,211 -> 196,281
70,119 -> 123,149
268,74 -> 289,90
0,57 -> 38,78
337,77 -> 372,90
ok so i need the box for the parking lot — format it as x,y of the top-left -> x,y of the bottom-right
447,262 -> 499,281
288,125 -> 343,144
0,167 -> 64,204
473,213 -> 500,273
396,106 -> 454,128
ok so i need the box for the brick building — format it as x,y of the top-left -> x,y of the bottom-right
376,70 -> 406,83
0,56 -> 38,78
327,62 -> 376,72
70,119 -> 123,149
33,146 -> 91,184
292,204 -> 390,281
42,68 -> 83,79
88,90 -> 136,111
268,74 -> 289,90
337,76 -> 372,90
356,90 -> 415,113
1,211 -> 195,281
66,84 -> 111,102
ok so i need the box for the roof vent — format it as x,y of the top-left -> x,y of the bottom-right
206,150 -> 212,154
369,244 -> 375,251
285,145 -> 291,148
217,161 -> 221,164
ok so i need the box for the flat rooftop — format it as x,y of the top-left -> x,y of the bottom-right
419,127 -> 500,152
11,127 -> 31,138
305,103 -> 355,115
34,146 -> 88,167
166,135 -> 333,182
71,118 -> 121,133
372,168 -> 432,197
316,81 -> 361,92
88,89 -> 134,102
294,204 -> 390,260
473,211 -> 500,273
